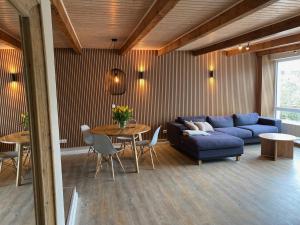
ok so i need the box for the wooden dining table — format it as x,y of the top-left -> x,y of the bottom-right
0,131 -> 67,186
91,124 -> 151,173
0,131 -> 30,186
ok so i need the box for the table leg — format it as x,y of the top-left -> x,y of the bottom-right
274,141 -> 278,161
131,135 -> 139,173
16,143 -> 23,186
138,133 -> 143,141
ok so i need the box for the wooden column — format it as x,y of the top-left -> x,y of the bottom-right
14,0 -> 65,224
256,54 -> 263,115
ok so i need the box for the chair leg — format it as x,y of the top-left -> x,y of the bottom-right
110,155 -> 115,181
23,150 -> 31,167
115,153 -> 125,172
88,146 -> 93,156
236,155 -> 241,161
95,153 -> 102,178
121,143 -> 126,157
151,146 -> 159,164
137,146 -> 142,159
149,147 -> 155,169
23,152 -> 28,166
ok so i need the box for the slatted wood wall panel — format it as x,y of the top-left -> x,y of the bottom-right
0,49 -> 26,151
54,49 -> 256,148
0,49 -> 257,148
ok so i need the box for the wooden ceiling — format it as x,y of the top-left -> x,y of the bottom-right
181,0 -> 300,50
1,0 -> 300,56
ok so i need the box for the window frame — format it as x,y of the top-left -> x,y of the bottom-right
274,57 -> 300,122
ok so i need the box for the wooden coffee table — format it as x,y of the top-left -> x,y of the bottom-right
259,133 -> 297,161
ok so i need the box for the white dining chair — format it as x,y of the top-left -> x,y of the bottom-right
94,134 -> 125,180
136,126 -> 161,169
22,145 -> 31,167
80,125 -> 95,155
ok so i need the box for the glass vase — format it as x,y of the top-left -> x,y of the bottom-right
118,120 -> 127,129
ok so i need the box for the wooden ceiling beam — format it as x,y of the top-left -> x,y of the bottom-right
225,33 -> 300,56
7,0 -> 38,16
120,0 -> 180,55
51,0 -> 82,54
256,43 -> 300,56
158,0 -> 277,56
193,14 -> 300,56
0,28 -> 21,49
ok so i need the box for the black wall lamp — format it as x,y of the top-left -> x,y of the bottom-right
138,71 -> 144,79
11,73 -> 18,82
209,70 -> 214,78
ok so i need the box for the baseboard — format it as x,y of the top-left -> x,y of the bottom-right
61,146 -> 89,155
65,187 -> 78,225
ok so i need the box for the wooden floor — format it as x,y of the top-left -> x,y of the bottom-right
0,163 -> 35,225
1,143 -> 300,225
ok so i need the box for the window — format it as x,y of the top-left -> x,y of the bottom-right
275,58 -> 300,124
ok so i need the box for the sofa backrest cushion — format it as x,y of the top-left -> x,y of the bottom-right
194,122 -> 214,132
176,116 -> 206,124
184,121 -> 199,130
207,116 -> 234,128
233,113 -> 259,126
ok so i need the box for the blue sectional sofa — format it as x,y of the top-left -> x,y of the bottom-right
167,113 -> 281,163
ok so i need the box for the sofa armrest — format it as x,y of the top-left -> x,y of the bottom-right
258,117 -> 282,132
167,122 -> 186,146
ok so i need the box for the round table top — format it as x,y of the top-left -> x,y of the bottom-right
259,133 -> 297,141
91,124 -> 151,137
0,131 -> 30,144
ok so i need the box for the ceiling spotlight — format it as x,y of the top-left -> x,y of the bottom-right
238,45 -> 243,51
245,43 -> 250,51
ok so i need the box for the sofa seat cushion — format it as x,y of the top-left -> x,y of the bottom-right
238,125 -> 278,137
207,116 -> 234,128
215,127 -> 253,139
182,132 -> 244,151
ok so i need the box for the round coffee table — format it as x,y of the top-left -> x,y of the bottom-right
259,133 -> 297,161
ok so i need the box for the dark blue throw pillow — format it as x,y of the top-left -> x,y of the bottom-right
233,113 -> 259,126
207,116 -> 234,128
176,116 -> 206,124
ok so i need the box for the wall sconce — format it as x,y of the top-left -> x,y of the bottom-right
138,71 -> 144,80
209,70 -> 214,78
11,73 -> 18,82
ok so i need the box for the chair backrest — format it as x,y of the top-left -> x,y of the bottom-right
80,124 -> 90,132
93,135 -> 117,155
128,119 -> 137,124
149,126 -> 161,146
80,124 -> 94,145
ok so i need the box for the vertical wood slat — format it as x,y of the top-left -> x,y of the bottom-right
1,49 -> 256,148
256,54 -> 263,115
0,49 -> 26,151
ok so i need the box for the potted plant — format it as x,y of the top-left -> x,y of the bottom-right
21,112 -> 29,131
112,105 -> 133,128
